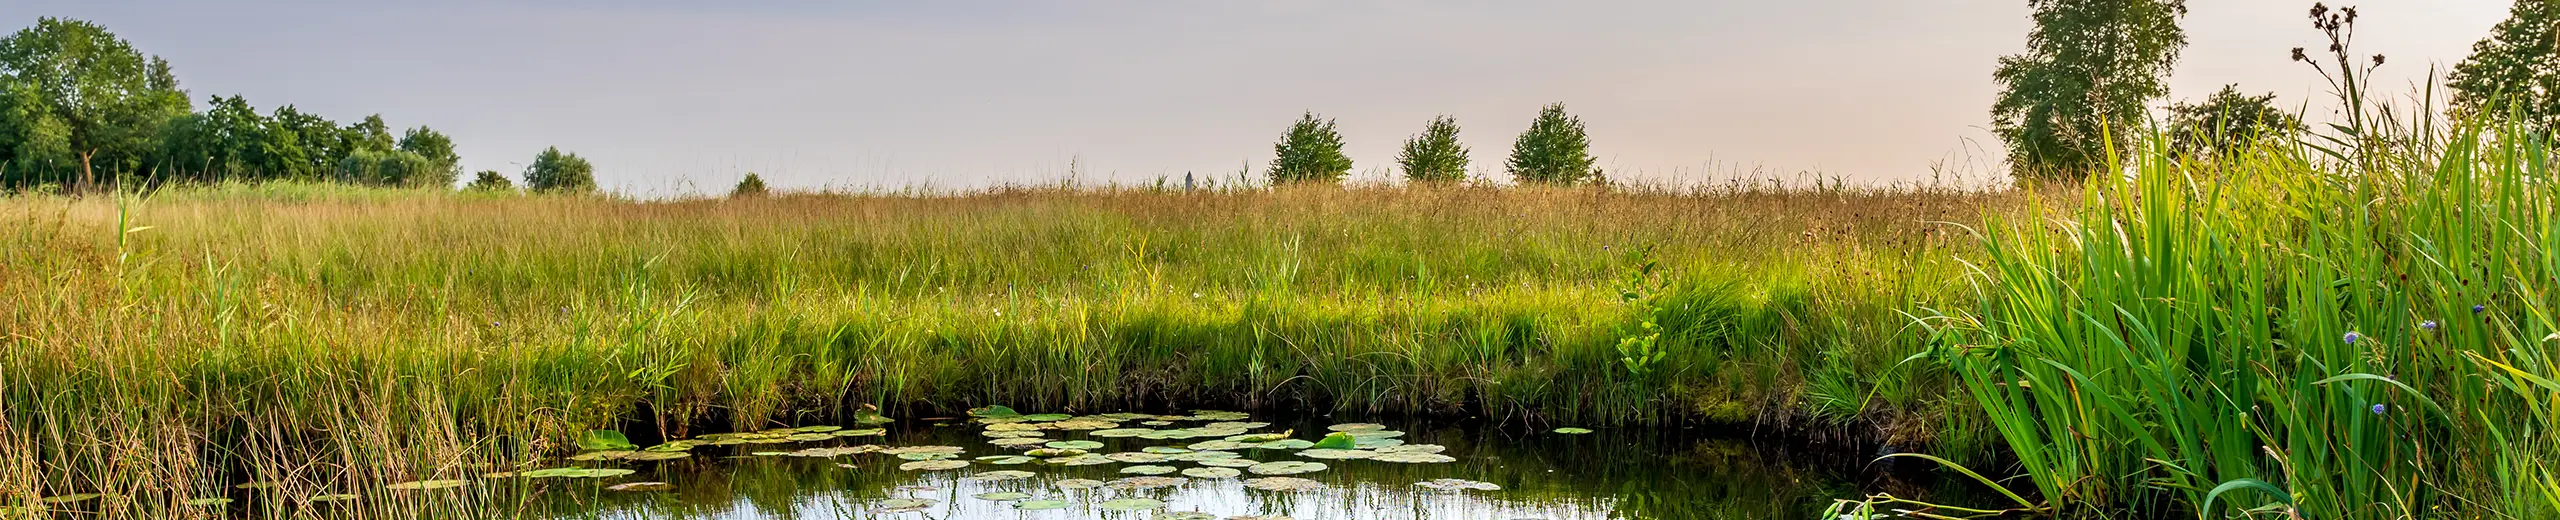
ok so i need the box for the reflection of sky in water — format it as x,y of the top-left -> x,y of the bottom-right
549,415 -> 1952,520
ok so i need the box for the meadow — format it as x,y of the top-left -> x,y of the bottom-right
0,180 -> 2023,518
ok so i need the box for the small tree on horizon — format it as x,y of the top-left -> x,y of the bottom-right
1267,112 -> 1352,185
465,170 -> 514,192
732,173 -> 769,197
1397,115 -> 1469,183
2165,84 -> 2301,159
1507,104 -> 1596,186
522,146 -> 595,193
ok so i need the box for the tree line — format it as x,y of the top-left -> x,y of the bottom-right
1993,0 -> 2560,181
0,18 -> 595,193
1266,103 -> 1599,186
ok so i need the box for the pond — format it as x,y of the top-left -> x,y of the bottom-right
500,408 -> 1993,520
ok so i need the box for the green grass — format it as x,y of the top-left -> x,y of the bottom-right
0,182 -> 2010,517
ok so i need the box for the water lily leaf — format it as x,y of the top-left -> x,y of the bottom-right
1414,478 -> 1502,492
1120,465 -> 1178,475
1014,499 -> 1072,510
1024,448 -> 1087,457
1326,423 -> 1387,432
1158,512 -> 1217,520
1142,446 -> 1193,454
1206,421 -> 1271,429
1187,440 -> 1251,451
1352,438 -> 1405,449
1225,432 -> 1290,443
1309,432 -> 1358,450
1181,467 -> 1242,479
785,433 -> 834,442
833,428 -> 887,437
991,437 -> 1048,447
1255,439 -> 1315,450
1552,427 -> 1593,434
606,482 -> 673,492
1106,477 -> 1188,491
1167,450 -> 1239,461
877,497 -> 936,513
1047,454 -> 1113,466
1054,479 -> 1106,490
1107,452 -> 1169,463
973,491 -> 1032,501
896,452 -> 958,461
793,425 -> 842,433
884,446 -> 965,455
1187,411 -> 1252,421
963,470 -> 1038,482
969,405 -> 1022,418
644,441 -> 699,452
579,430 -> 638,451
1051,419 -> 1119,430
975,455 -> 1037,465
986,422 -> 1044,432
1345,430 -> 1404,439
1142,420 -> 1175,426
1044,440 -> 1104,450
1370,452 -> 1456,463
184,497 -> 232,507
1296,449 -> 1376,460
1195,458 -> 1259,468
899,460 -> 970,471
1243,477 -> 1324,492
1246,461 -> 1326,475
852,410 -> 896,426
386,480 -> 469,491
1091,428 -> 1155,438
1020,413 -> 1074,422
568,450 -> 634,461
1376,444 -> 1445,454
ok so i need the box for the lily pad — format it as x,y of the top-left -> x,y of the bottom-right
1297,448 -> 1377,460
963,470 -> 1038,482
833,428 -> 888,437
1345,430 -> 1405,439
1015,499 -> 1072,510
1044,440 -> 1104,450
884,445 -> 966,455
1168,451 -> 1242,462
1377,444 -> 1445,454
1353,437 -> 1406,449
606,482 -> 674,492
1187,440 -> 1252,451
1181,467 -> 1242,479
1158,512 -> 1217,520
1243,477 -> 1324,492
852,410 -> 897,425
1106,477 -> 1188,491
1107,452 -> 1170,463
986,422 -> 1044,432
1047,454 -> 1113,466
991,437 -> 1049,447
1225,432 -> 1290,443
973,491 -> 1032,501
899,460 -> 970,471
1054,478 -> 1106,490
1120,465 -> 1178,475
1142,420 -> 1176,426
1051,419 -> 1119,430
877,497 -> 936,513
385,480 -> 469,491
975,455 -> 1037,465
1024,448 -> 1087,457
1370,452 -> 1456,463
1309,432 -> 1358,450
1415,478 -> 1503,492
1553,427 -> 1593,434
1255,439 -> 1315,450
1020,413 -> 1075,422
1142,446 -> 1193,454
984,429 -> 1044,438
1246,461 -> 1327,475
579,430 -> 638,451
969,405 -> 1023,418
1195,458 -> 1259,468
1326,423 -> 1388,432
1091,428 -> 1155,438
794,425 -> 843,433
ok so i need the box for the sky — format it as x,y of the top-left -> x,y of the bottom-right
2,1 -> 2522,193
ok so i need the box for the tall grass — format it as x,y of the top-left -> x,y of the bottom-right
0,182 -> 2016,517
1923,116 -> 2560,518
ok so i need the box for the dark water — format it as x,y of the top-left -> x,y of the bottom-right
524,414 -> 1984,520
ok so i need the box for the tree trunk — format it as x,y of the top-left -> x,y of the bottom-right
78,150 -> 95,195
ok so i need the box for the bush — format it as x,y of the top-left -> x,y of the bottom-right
1398,115 -> 1470,183
732,173 -> 769,197
522,146 -> 595,193
1507,104 -> 1596,185
1267,112 -> 1352,185
336,148 -> 447,187
464,170 -> 513,192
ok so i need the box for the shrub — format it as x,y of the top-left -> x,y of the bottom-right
1267,112 -> 1352,185
732,173 -> 769,197
522,146 -> 595,193
1398,115 -> 1470,183
1507,103 -> 1596,185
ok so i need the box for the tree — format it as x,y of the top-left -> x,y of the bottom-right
1267,112 -> 1352,185
522,146 -> 595,193
1991,0 -> 2189,180
397,126 -> 461,185
465,170 -> 514,192
338,148 -> 441,187
731,173 -> 770,197
0,80 -> 73,187
1507,103 -> 1596,185
2165,85 -> 2301,159
2449,0 -> 2560,137
0,18 -> 193,190
1397,115 -> 1470,183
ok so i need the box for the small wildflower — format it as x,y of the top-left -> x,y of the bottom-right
2474,304 -> 2487,314
2370,404 -> 2387,415
2343,331 -> 2362,345
2419,320 -> 2438,331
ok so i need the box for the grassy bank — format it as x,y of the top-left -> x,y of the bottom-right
0,182 -> 2020,517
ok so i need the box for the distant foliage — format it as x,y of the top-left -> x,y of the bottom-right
1267,112 -> 1352,185
732,173 -> 769,197
523,147 -> 595,193
0,17 -> 191,190
2165,85 -> 2301,159
1397,115 -> 1470,183
1992,0 -> 2188,181
2449,0 -> 2560,137
465,170 -> 514,192
337,148 -> 443,187
1507,104 -> 1596,186
398,126 -> 461,185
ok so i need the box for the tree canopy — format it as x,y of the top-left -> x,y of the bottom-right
2165,85 -> 2301,159
1991,0 -> 2189,181
1398,115 -> 1470,183
1268,112 -> 1352,185
2450,0 -> 2560,137
1506,104 -> 1596,186
523,146 -> 596,193
0,17 -> 191,189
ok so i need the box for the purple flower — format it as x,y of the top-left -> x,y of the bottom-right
2475,305 -> 2488,314
2370,404 -> 2387,415
2420,320 -> 2439,331
2344,331 -> 2363,345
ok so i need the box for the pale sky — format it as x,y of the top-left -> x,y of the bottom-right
3,1 -> 2520,193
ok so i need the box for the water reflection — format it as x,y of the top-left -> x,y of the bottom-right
526,415 -> 1968,520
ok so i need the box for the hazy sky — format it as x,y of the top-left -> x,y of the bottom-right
3,1 -> 2520,193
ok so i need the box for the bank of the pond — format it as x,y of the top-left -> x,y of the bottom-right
0,184 -> 2032,518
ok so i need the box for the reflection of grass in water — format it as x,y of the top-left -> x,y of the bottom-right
1,184 -> 2031,517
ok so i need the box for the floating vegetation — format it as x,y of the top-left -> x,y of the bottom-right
1107,452 -> 1170,463
1023,448 -> 1085,457
1195,458 -> 1259,468
1297,448 -> 1376,460
851,410 -> 897,426
606,482 -> 674,492
1371,452 -> 1457,463
1051,419 -> 1118,430
1142,446 -> 1193,454
385,479 -> 470,491
1310,432 -> 1358,450
1167,451 -> 1240,462
962,470 -> 1037,482
1121,465 -> 1177,475
579,430 -> 638,451
984,429 -> 1043,438
968,405 -> 1022,418
1014,499 -> 1071,510
876,498 -> 935,513
1414,479 -> 1503,492
1158,512 -> 1217,520
1552,427 -> 1593,434
1043,440 -> 1104,450
1055,479 -> 1106,490
1345,430 -> 1404,439
1046,454 -> 1113,466
990,437 -> 1048,447
788,446 -> 880,458
1091,428 -> 1153,438
1019,413 -> 1073,422
833,428 -> 887,437
1353,437 -> 1406,449
895,452 -> 958,461
1225,432 -> 1291,443
1256,439 -> 1315,450
1187,440 -> 1252,451
883,446 -> 964,456
573,450 -> 691,462
1378,444 -> 1445,454
1106,477 -> 1187,491
898,460 -> 969,471
974,455 -> 1036,465
973,491 -> 1032,501
1247,461 -> 1327,475
1182,467 -> 1242,479
1244,477 -> 1324,492
1327,423 -> 1387,432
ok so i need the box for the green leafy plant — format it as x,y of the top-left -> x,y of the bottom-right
1397,115 -> 1469,183
1267,112 -> 1351,185
1507,103 -> 1596,186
